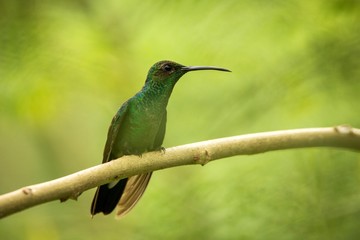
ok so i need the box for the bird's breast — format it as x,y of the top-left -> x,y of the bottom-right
114,102 -> 166,156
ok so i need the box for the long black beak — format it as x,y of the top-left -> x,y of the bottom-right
182,66 -> 231,72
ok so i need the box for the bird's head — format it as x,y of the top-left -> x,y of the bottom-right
145,60 -> 230,85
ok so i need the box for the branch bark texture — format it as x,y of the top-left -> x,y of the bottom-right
0,126 -> 359,218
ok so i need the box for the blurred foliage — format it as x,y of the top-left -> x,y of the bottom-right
1,0 -> 360,239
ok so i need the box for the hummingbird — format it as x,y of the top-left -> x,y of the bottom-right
91,60 -> 230,218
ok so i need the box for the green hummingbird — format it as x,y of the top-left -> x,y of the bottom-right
91,60 -> 230,218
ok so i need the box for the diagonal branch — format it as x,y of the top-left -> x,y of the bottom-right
0,126 -> 359,219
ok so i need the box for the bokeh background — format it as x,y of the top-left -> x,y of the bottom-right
1,0 -> 360,239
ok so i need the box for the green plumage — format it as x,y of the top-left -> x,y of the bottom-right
91,60 -> 230,217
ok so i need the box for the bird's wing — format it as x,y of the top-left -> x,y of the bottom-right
115,172 -> 152,218
102,101 -> 129,163
91,102 -> 130,215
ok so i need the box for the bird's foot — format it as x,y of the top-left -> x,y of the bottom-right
158,147 -> 166,154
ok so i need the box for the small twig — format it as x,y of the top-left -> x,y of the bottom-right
0,126 -> 359,218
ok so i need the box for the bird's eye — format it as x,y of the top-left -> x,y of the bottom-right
162,64 -> 172,72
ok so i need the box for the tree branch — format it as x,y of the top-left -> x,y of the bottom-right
0,126 -> 359,219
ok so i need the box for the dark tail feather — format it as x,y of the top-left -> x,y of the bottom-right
91,178 -> 128,215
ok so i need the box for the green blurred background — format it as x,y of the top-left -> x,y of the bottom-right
1,0 -> 360,239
